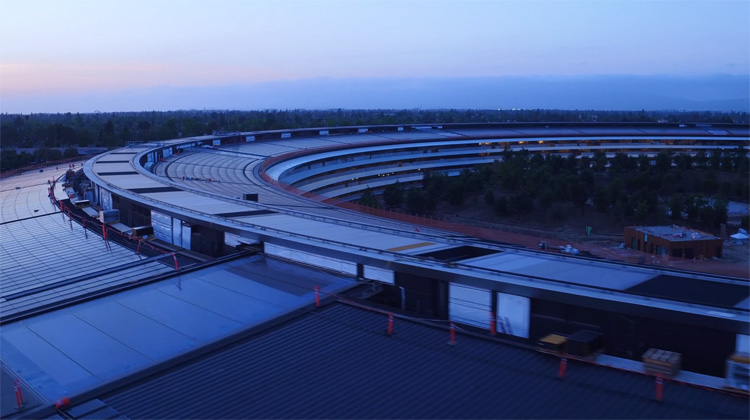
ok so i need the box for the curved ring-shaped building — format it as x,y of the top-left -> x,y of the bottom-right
82,122 -> 749,377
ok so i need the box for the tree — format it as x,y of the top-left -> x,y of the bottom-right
358,189 -> 379,208
553,176 -> 572,202
610,152 -> 636,173
530,153 -> 545,169
510,192 -> 534,213
655,152 -> 671,173
546,202 -> 567,222
98,120 -> 118,148
76,129 -> 92,147
660,172 -> 678,197
656,203 -> 669,224
579,156 -> 592,171
674,153 -> 693,170
517,148 -> 531,169
685,195 -> 707,222
496,161 -> 522,191
622,196 -> 635,218
383,183 -> 403,208
571,180 -> 588,211
0,124 -> 20,147
701,173 -> 719,195
422,171 -> 447,195
538,189 -> 555,208
492,195 -> 508,216
635,200 -> 650,223
721,153 -> 734,172
547,154 -> 565,175
711,199 -> 728,228
406,189 -> 427,215
698,205 -> 715,228
719,181 -> 733,200
33,147 -> 62,162
734,181 -> 750,201
103,120 -> 115,136
593,189 -> 609,213
425,184 -> 442,208
156,118 -> 179,140
484,189 -> 495,205
669,194 -> 683,220
693,151 -> 708,168
118,126 -> 132,143
579,169 -> 595,188
182,117 -> 203,137
444,179 -> 466,206
637,154 -> 651,170
731,145 -> 749,173
593,150 -> 607,173
424,192 -> 438,213
709,149 -> 722,169
63,147 -> 79,159
565,151 -> 580,172
1,151 -> 32,170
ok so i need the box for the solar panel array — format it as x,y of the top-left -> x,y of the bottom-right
0,167 -> 175,321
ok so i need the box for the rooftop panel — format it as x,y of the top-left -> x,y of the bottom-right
1,255 -> 355,401
128,186 -> 182,194
464,252 -> 654,290
138,191 -> 252,215
100,303 -> 749,419
232,213 -> 453,254
90,163 -> 134,173
93,175 -> 165,190
0,183 -> 60,224
0,214 -> 170,316
97,171 -> 140,176
626,274 -> 750,308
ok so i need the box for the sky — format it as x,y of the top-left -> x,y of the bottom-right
0,0 -> 748,113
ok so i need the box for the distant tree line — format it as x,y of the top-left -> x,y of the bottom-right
2,108 -> 748,171
360,147 -> 749,232
3,107 -> 746,231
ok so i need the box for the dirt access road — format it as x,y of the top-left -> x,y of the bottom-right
427,202 -> 750,279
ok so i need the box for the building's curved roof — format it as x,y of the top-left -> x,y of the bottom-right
83,123 -> 750,322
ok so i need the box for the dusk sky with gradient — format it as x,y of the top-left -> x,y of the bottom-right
1,0 -> 748,113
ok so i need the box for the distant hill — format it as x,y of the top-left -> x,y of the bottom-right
3,74 -> 748,113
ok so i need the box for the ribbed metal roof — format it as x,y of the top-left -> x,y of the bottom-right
101,303 -> 749,419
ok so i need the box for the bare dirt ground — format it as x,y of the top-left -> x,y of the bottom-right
429,197 -> 750,279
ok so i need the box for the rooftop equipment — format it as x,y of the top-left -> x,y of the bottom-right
73,200 -> 90,208
565,330 -> 603,358
99,209 -> 120,225
724,353 -> 749,394
131,225 -> 154,239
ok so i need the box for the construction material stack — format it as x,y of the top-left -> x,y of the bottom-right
642,348 -> 682,378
